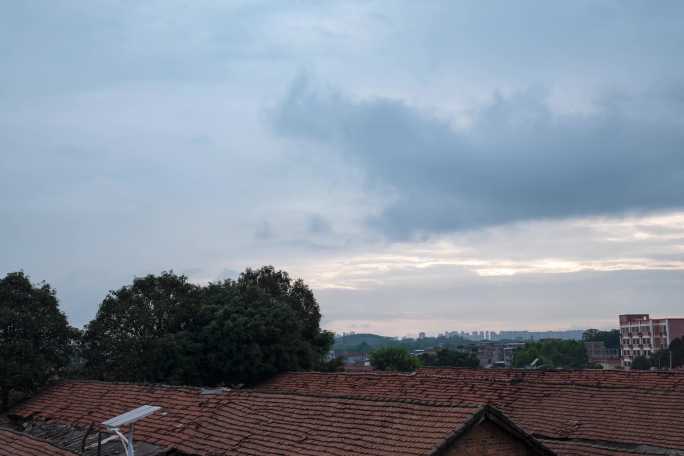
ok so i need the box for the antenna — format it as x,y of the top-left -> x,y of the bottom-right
102,405 -> 161,456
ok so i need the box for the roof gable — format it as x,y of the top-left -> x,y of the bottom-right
258,369 -> 684,455
9,380 -> 509,456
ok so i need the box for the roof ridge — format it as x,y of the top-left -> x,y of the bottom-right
283,370 -> 417,377
419,367 -> 684,375
60,378 -> 208,391
418,373 -> 684,392
248,388 -> 484,409
536,434 -> 684,455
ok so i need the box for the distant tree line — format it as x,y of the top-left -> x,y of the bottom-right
630,339 -> 684,370
420,348 -> 480,368
368,347 -> 479,372
582,328 -> 621,350
334,332 -> 470,354
512,340 -> 590,369
0,267 -> 333,411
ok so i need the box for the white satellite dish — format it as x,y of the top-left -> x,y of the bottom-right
102,405 -> 161,456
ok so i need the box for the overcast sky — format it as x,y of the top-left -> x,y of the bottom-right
2,1 -> 684,336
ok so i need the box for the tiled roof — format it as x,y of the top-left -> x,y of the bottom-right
417,367 -> 684,390
0,428 -> 76,456
9,380 -> 486,456
258,369 -> 684,455
541,440 -> 648,456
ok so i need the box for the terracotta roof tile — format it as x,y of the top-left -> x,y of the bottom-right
10,381 -> 482,456
0,428 -> 76,456
541,440 -> 651,456
258,369 -> 684,455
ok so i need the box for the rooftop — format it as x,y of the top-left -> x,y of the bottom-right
5,368 -> 684,455
6,379 -> 549,456
258,368 -> 684,455
0,428 -> 76,456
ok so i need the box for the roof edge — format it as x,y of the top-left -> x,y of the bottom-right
0,426 -> 78,455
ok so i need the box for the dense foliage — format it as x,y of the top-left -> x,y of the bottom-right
583,328 -> 621,350
81,272 -> 205,384
0,272 -> 78,410
630,355 -> 652,370
419,348 -> 480,367
648,337 -> 684,370
369,347 -> 420,372
671,337 -> 684,368
512,340 -> 589,369
82,267 -> 333,386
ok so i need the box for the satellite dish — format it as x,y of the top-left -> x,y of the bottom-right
102,405 -> 161,456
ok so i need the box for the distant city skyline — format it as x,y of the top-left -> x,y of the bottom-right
335,327 -> 590,340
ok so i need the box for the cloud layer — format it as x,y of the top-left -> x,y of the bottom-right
273,79 -> 684,238
2,1 -> 684,333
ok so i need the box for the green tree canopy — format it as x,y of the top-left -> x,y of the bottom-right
652,337 -> 684,369
651,350 -> 670,369
369,347 -> 420,372
630,355 -> 651,370
670,337 -> 684,368
82,271 -> 204,384
583,329 -> 621,350
420,348 -> 480,368
512,340 -> 589,369
82,267 -> 334,386
0,272 -> 78,410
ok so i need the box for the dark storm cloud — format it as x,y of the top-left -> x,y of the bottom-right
273,79 -> 684,238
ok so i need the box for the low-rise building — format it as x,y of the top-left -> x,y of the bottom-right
6,369 -> 684,455
261,368 -> 684,455
619,314 -> 684,367
5,380 -> 553,456
584,340 -> 621,369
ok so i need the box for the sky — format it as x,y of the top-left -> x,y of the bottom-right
2,1 -> 684,337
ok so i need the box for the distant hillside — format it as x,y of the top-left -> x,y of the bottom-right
333,332 -> 470,353
334,333 -> 398,351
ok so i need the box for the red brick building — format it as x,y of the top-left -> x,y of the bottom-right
619,313 -> 684,367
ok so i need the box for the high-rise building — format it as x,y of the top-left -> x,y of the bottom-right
619,314 -> 684,368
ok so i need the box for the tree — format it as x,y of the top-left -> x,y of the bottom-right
669,337 -> 684,368
198,271 -> 333,385
319,356 -> 345,372
82,267 -> 334,386
583,329 -> 621,350
234,266 -> 333,367
82,272 -> 204,384
420,348 -> 480,368
0,272 -> 77,410
651,350 -> 670,369
630,355 -> 651,370
512,340 -> 589,369
652,338 -> 684,369
369,347 -> 420,372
